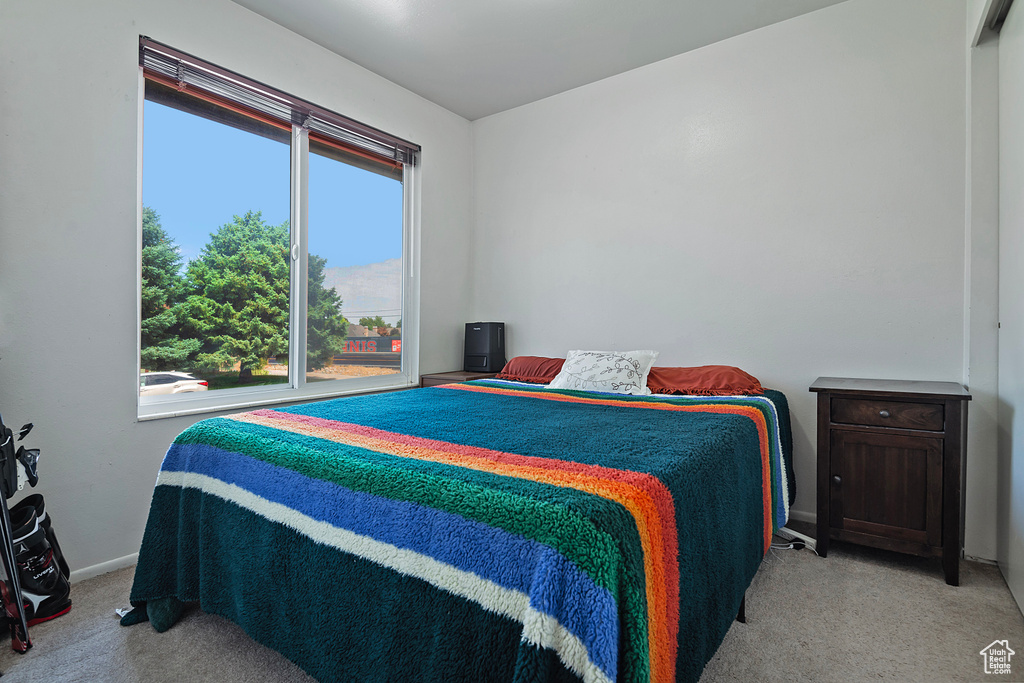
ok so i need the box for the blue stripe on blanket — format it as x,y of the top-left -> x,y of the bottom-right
162,442 -> 619,679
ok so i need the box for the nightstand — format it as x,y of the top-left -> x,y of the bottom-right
420,371 -> 498,388
810,377 -> 971,585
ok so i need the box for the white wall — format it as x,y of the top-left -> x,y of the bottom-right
0,0 -> 473,574
998,0 -> 1024,601
472,0 -> 994,551
967,7 -> 1001,562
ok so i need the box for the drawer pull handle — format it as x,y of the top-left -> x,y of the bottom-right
832,475 -> 841,485
878,409 -> 891,418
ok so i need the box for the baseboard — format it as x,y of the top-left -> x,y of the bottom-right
788,509 -> 815,524
784,510 -> 999,564
70,552 -> 138,583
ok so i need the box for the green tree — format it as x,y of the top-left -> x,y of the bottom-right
359,315 -> 388,329
306,253 -> 348,371
178,211 -> 290,380
140,207 -> 201,370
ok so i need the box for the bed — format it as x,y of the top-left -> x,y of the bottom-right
123,378 -> 794,683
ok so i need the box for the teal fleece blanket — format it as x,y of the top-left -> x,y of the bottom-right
124,381 -> 793,683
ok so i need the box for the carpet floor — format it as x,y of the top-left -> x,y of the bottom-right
0,540 -> 1020,682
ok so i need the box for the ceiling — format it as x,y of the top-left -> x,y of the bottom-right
230,0 -> 849,121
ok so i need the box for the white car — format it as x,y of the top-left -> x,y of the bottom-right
140,371 -> 209,396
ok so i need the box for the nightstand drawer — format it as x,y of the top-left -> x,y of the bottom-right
831,398 -> 944,431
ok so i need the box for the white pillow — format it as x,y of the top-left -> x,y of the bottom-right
548,350 -> 659,396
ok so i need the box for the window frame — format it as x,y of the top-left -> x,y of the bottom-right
136,60 -> 420,421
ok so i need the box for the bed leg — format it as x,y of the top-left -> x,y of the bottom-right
736,595 -> 746,624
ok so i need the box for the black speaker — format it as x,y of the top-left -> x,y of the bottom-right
464,322 -> 506,373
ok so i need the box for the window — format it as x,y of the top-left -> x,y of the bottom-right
138,38 -> 420,418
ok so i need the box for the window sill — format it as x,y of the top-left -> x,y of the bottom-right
137,374 -> 418,421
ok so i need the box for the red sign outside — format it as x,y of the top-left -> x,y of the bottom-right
345,340 -> 377,352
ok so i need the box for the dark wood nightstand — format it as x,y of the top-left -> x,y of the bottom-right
810,377 -> 971,585
420,371 -> 498,388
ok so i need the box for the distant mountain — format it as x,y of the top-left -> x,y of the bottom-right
321,258 -> 402,326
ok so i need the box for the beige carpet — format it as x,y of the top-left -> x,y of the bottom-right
701,543 -> 1024,682
0,542 -> 1020,682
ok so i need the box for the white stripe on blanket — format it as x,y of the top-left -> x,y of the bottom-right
157,469 -> 614,683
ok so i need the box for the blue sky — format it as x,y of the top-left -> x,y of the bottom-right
142,100 -> 402,270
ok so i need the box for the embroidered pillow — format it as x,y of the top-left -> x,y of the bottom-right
495,356 -> 565,384
548,350 -> 659,396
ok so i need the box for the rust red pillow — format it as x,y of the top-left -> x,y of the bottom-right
495,356 -> 565,384
646,365 -> 764,396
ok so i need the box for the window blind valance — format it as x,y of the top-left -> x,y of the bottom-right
139,36 -> 420,167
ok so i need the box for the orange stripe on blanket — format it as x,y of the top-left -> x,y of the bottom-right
228,409 -> 680,683
442,383 -> 774,554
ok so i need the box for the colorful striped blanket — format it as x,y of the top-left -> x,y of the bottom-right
124,380 -> 793,683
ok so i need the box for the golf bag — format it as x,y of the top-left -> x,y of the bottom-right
0,412 -> 69,664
